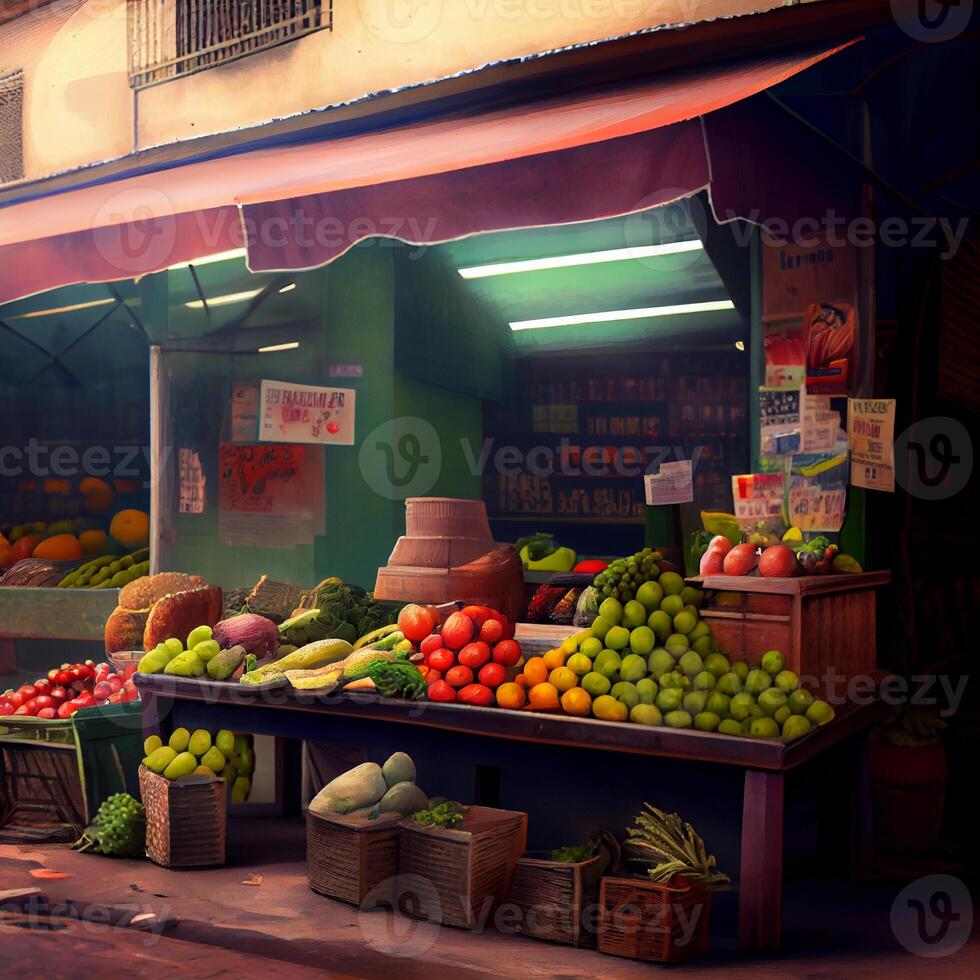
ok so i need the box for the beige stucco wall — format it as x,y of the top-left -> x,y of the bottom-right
1,0 -> 789,183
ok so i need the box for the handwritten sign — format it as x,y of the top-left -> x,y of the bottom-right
259,380 -> 355,445
731,472 -> 785,525
848,398 -> 895,491
219,444 -> 304,514
644,459 -> 694,506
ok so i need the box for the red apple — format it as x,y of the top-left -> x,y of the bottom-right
699,549 -> 726,575
758,544 -> 800,578
722,543 -> 760,576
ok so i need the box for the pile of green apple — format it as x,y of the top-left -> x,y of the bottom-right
575,573 -> 834,737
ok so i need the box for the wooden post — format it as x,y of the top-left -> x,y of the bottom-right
739,768 -> 784,953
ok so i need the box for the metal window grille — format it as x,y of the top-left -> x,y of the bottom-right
0,69 -> 24,184
128,1 -> 330,90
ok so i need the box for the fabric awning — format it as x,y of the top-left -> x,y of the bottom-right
0,40 -> 859,304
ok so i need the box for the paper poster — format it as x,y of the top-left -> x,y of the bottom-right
763,237 -> 857,322
759,387 -> 801,457
644,459 -> 694,506
731,472 -> 785,525
219,444 -> 304,514
178,449 -> 205,514
259,380 -> 355,445
800,391 -> 842,454
848,399 -> 896,491
788,439 -> 849,532
231,382 -> 259,443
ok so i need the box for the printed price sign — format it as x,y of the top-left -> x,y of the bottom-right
644,459 -> 694,506
848,398 -> 895,491
260,380 -> 355,445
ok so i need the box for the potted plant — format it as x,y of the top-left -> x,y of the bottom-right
868,706 -> 947,855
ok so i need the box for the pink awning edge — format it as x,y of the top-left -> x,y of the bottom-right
0,40 -> 860,305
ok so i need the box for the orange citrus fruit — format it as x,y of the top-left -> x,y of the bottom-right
33,534 -> 83,561
109,509 -> 150,550
561,687 -> 592,716
527,682 -> 560,711
548,666 -> 579,692
78,529 -> 108,555
522,656 -> 549,687
495,682 -> 526,710
513,673 -> 528,688
543,647 -> 568,670
81,478 -> 114,515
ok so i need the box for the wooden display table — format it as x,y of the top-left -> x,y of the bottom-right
136,672 -> 887,954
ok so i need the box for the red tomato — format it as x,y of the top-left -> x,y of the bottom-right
71,693 -> 95,707
461,605 -> 493,628
7,692 -> 24,708
32,695 -> 53,710
457,683 -> 494,707
444,665 -> 474,689
426,680 -> 457,703
36,707 -> 57,719
427,648 -> 456,674
33,679 -> 52,696
56,701 -> 74,719
54,670 -> 72,686
95,664 -> 110,683
47,668 -> 59,682
420,633 -> 443,657
492,639 -> 522,667
18,685 -> 37,701
458,642 -> 491,670
478,618 -> 504,645
14,705 -> 33,715
0,703 -> 14,716
477,662 -> 506,688
397,604 -> 439,643
93,681 -> 112,701
107,675 -> 123,693
424,669 -> 442,686
50,686 -> 68,702
441,612 -> 475,651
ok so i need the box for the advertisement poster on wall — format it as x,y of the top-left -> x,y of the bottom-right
848,398 -> 896,492
259,380 -> 356,445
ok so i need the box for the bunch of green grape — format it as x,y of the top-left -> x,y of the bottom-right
75,792 -> 146,857
594,548 -> 663,602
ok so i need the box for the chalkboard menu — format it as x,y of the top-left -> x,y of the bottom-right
484,351 -> 748,534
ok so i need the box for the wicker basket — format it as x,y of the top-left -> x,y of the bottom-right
138,765 -> 226,868
597,875 -> 711,964
397,806 -> 527,929
508,853 -> 605,947
307,809 -> 402,908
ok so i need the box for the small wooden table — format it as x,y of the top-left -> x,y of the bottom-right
136,673 -> 886,953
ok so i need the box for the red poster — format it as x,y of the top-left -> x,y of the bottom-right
219,444 -> 304,514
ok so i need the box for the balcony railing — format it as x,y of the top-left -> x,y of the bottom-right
128,0 -> 330,90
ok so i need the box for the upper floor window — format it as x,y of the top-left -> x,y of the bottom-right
128,0 -> 331,90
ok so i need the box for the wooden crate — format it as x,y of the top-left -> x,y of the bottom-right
690,572 -> 890,684
598,875 -> 711,964
138,766 -> 226,868
508,853 -> 604,947
397,806 -> 527,929
307,810 -> 402,908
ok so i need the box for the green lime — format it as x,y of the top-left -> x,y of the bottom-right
749,717 -> 780,738
775,669 -> 799,694
704,653 -> 730,678
682,691 -> 706,715
598,597 -> 624,624
782,714 -> 812,739
659,571 -> 685,595
164,637 -> 184,656
582,671 -> 612,697
611,681 -> 639,709
705,691 -> 731,716
673,610 -> 698,636
688,621 -> 711,642
647,610 -> 672,642
628,626 -> 656,656
749,704 -> 767,719
694,711 -> 721,732
718,719 -> 743,736
658,670 -> 688,690
757,688 -> 787,716
716,672 -> 742,697
655,688 -> 684,712
729,692 -> 755,721
761,649 -> 786,675
680,586 -> 704,609
594,649 -> 623,679
635,580 -> 664,611
774,705 -> 792,726
693,635 -> 715,657
744,669 -> 772,696
731,661 -> 749,682
678,650 -> 703,676
806,700 -> 836,726
622,600 -> 648,629
646,649 -> 675,678
590,616 -> 613,641
630,703 -> 663,726
605,626 -> 630,652
567,653 -> 593,676
635,677 -> 658,704
580,636 -> 603,659
665,710 -> 693,728
619,653 -> 647,683
693,670 -> 716,692
788,689 -> 814,715
660,594 -> 684,618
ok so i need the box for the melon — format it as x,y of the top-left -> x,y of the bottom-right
309,762 -> 387,816
378,781 -> 429,817
382,751 -> 416,788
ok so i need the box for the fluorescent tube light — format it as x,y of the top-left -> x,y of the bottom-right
258,341 -> 300,353
169,248 -> 247,270
278,282 -> 297,293
459,241 -> 703,278
509,300 -> 735,331
14,298 -> 116,319
185,288 -> 262,309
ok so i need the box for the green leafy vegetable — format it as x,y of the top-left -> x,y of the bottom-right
278,582 -> 397,647
550,837 -> 599,863
367,660 -> 426,700
413,801 -> 465,829
73,793 -> 146,858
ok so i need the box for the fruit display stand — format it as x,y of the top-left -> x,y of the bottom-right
689,572 -> 891,681
135,669 -> 888,953
0,701 -> 143,843
0,586 -> 120,673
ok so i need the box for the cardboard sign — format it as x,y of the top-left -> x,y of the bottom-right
644,459 -> 694,506
259,380 -> 355,445
848,398 -> 896,491
731,472 -> 785,525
